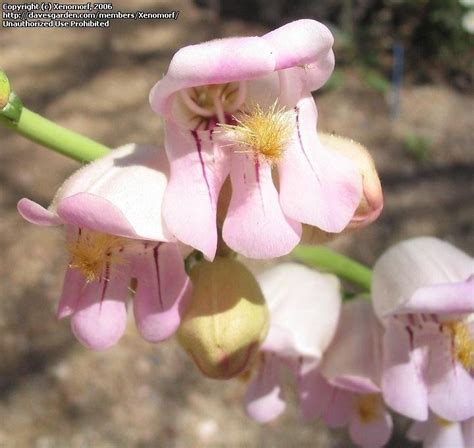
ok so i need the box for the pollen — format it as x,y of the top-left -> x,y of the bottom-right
355,394 -> 382,424
220,101 -> 294,165
445,321 -> 474,371
67,231 -> 126,283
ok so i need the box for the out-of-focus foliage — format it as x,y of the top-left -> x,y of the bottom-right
196,0 -> 474,89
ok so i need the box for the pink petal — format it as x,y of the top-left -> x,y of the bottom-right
57,193 -> 139,240
17,198 -> 62,226
426,331 -> 474,422
56,144 -> 173,241
244,354 -> 286,423
278,95 -> 362,233
296,361 -> 334,421
257,263 -> 341,358
349,407 -> 393,448
372,237 -> 473,318
133,243 -> 191,342
398,277 -> 474,315
57,267 -> 86,319
163,123 -> 230,260
223,153 -> 301,258
150,36 -> 275,115
263,19 -> 334,88
322,387 -> 353,428
321,299 -> 383,394
381,320 -> 429,420
71,268 -> 130,350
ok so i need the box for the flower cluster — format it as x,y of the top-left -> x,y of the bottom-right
243,237 -> 473,447
16,18 -> 472,448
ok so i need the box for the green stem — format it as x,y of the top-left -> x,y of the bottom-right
292,245 -> 372,292
0,105 -> 110,163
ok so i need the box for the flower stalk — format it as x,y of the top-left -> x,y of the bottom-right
292,245 -> 372,291
0,69 -> 110,163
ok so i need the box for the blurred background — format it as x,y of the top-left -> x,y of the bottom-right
0,0 -> 473,446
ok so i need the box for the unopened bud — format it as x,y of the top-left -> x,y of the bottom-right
178,257 -> 269,379
320,133 -> 383,228
0,70 -> 11,109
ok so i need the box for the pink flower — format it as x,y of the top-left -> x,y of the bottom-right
372,237 -> 474,422
407,414 -> 474,448
149,20 -> 362,260
18,144 -> 191,350
242,263 -> 341,422
312,299 -> 393,448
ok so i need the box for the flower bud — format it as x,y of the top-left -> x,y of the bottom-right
178,257 -> 269,379
301,134 -> 383,245
320,133 -> 383,228
0,70 -> 11,109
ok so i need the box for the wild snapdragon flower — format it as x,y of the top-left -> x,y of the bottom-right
316,299 -> 393,448
372,237 -> 474,422
18,144 -> 191,350
242,263 -> 341,422
149,20 -> 362,260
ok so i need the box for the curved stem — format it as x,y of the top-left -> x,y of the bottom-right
291,245 -> 372,292
0,106 -> 110,163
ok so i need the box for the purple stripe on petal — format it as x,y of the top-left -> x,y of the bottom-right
191,130 -> 213,203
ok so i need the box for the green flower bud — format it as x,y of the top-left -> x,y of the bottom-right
178,257 -> 269,380
0,70 -> 11,110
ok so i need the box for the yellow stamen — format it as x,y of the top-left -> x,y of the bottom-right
444,321 -> 474,371
67,231 -> 126,283
355,394 -> 382,424
220,101 -> 294,165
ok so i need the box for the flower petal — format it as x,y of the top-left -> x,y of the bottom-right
425,330 -> 474,422
381,320 -> 429,420
70,268 -> 129,350
295,360 -> 333,421
57,267 -> 86,319
322,387 -> 353,428
399,277 -> 474,315
150,36 -> 276,115
349,407 -> 393,448
257,263 -> 341,358
319,133 -> 383,229
408,416 -> 465,448
321,299 -> 383,394
244,354 -> 286,423
223,153 -> 301,259
17,198 -> 62,226
372,237 -> 474,318
278,95 -> 362,232
163,123 -> 230,260
133,243 -> 191,342
263,19 -> 334,93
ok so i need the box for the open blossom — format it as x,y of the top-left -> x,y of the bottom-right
17,144 -> 191,350
372,237 -> 474,422
313,299 -> 392,448
242,263 -> 341,422
149,20 -> 362,260
407,414 -> 474,448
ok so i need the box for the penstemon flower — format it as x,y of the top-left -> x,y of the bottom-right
242,263 -> 341,422
315,299 -> 393,448
372,237 -> 474,422
149,20 -> 362,260
17,144 -> 191,350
